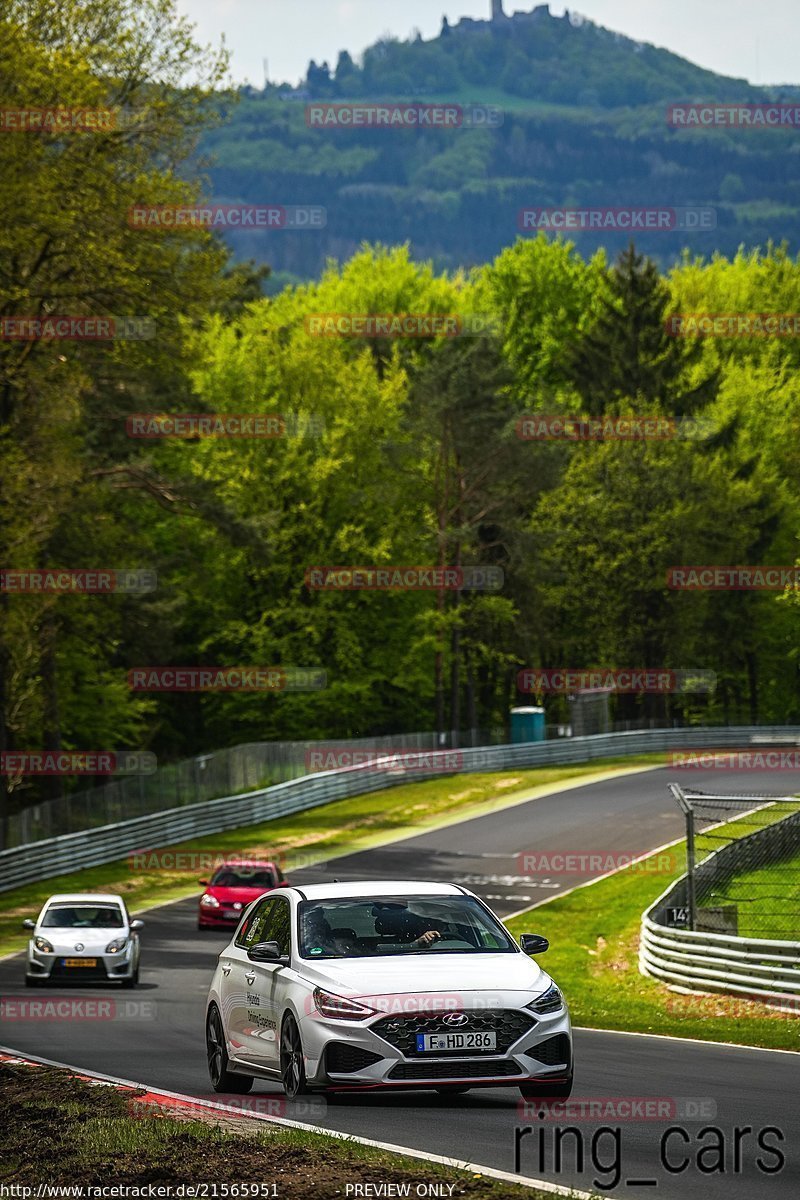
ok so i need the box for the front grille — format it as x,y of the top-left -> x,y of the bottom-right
49,961 -> 109,981
528,1035 -> 571,1067
389,1059 -> 522,1081
326,1043 -> 384,1074
371,1009 -> 536,1058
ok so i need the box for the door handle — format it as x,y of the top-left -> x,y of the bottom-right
221,962 -> 231,976
245,972 -> 256,986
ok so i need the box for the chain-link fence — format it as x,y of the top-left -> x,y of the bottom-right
1,729 -> 509,849
672,786 -> 800,940
3,718 -> 794,852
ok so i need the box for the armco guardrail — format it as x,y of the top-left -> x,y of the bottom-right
1,724 -> 799,895
640,798 -> 800,1003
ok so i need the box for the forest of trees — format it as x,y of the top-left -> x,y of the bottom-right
3,0 -> 800,821
202,8 -> 800,278
302,7 -> 767,108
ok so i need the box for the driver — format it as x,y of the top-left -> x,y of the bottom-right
373,906 -> 442,949
302,906 -> 339,955
411,929 -> 442,948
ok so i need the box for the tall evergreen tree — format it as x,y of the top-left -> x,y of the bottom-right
564,243 -> 719,416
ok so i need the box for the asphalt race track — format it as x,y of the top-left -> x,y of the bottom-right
1,764 -> 798,1198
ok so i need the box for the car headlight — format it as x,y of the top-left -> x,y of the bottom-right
200,894 -> 220,908
105,937 -> 129,954
526,983 -> 564,1014
34,936 -> 54,954
313,988 -> 378,1021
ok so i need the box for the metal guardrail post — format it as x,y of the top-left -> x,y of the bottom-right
670,783 -> 695,931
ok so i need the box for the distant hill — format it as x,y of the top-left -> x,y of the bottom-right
302,2 -> 762,109
199,2 -> 800,283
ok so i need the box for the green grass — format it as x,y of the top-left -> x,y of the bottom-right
505,833 -> 800,1052
698,846 -> 800,941
0,1062 -> 579,1198
0,756 -> 661,958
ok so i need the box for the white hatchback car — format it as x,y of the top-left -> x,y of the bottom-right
24,893 -> 143,987
206,881 -> 572,1099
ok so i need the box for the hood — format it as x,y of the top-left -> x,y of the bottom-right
299,951 -> 547,1004
37,929 -> 126,954
206,885 -> 274,903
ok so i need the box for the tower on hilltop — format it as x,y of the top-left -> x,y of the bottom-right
491,0 -> 505,20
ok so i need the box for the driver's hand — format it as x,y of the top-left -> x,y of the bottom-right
414,930 -> 441,948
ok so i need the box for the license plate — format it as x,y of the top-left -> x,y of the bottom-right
416,1031 -> 497,1052
223,911 -> 240,919
62,958 -> 97,967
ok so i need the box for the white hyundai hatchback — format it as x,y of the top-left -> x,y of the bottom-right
23,893 -> 143,987
205,881 -> 572,1099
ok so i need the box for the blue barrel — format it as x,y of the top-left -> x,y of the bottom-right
510,706 -> 546,744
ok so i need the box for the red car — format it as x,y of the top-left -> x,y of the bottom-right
197,861 -> 286,930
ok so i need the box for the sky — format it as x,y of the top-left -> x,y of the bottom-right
176,1 -> 800,89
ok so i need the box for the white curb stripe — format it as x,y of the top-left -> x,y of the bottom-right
573,1026 -> 799,1056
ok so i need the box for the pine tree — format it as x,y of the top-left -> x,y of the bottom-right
563,242 -> 719,417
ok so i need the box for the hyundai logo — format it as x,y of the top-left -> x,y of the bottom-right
74,943 -> 84,952
442,1012 -> 468,1027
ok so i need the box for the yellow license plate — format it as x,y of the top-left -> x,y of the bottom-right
63,958 -> 97,967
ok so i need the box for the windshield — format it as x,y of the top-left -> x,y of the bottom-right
298,896 -> 516,959
41,905 -> 125,929
210,866 -> 278,888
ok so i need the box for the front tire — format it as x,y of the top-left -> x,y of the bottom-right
121,964 -> 139,990
280,1014 -> 310,1099
25,976 -> 45,988
206,1005 -> 253,1094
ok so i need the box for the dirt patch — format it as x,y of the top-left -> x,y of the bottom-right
0,1062 -> 550,1199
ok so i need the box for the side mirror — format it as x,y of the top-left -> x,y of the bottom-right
22,919 -> 36,931
130,919 -> 145,932
198,880 -> 209,887
247,941 -> 285,963
520,933 -> 550,955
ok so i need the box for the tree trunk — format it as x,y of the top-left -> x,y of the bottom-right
39,605 -> 64,804
0,587 -> 13,850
